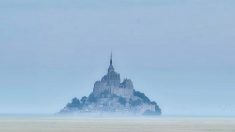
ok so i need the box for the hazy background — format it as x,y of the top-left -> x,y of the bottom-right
0,0 -> 234,116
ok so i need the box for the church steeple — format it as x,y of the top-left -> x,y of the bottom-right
108,52 -> 114,73
110,52 -> 112,65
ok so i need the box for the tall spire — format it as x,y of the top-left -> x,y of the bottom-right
110,52 -> 112,65
108,52 -> 114,73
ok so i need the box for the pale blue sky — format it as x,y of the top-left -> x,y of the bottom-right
0,0 -> 235,116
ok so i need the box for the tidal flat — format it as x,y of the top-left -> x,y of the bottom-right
0,116 -> 234,132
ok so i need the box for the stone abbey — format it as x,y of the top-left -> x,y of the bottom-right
60,53 -> 161,115
93,54 -> 134,99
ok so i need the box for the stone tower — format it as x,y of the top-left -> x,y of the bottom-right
93,53 -> 133,98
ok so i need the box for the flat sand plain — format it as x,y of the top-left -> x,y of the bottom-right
0,116 -> 234,132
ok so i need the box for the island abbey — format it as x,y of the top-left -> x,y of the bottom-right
93,54 -> 134,99
60,54 -> 161,115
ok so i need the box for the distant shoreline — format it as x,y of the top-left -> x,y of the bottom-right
0,114 -> 234,118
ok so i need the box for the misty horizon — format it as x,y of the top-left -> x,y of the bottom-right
0,0 -> 234,116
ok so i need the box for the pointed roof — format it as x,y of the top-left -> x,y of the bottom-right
108,52 -> 114,73
110,52 -> 112,65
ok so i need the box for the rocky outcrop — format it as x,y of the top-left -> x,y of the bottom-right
60,55 -> 161,115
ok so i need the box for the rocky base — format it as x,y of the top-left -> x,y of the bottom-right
60,90 -> 161,115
